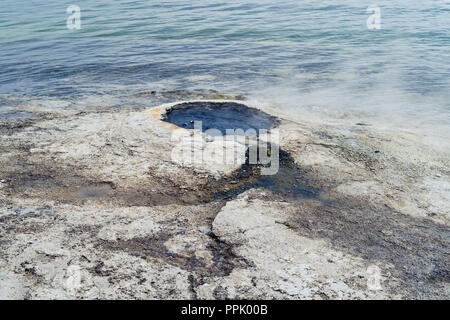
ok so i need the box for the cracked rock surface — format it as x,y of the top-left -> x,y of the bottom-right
0,100 -> 449,299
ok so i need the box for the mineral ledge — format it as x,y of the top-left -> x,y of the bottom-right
0,100 -> 448,299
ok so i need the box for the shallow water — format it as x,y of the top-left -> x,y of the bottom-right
0,1 -> 449,135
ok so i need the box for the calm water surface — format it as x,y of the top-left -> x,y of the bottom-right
0,1 -> 449,133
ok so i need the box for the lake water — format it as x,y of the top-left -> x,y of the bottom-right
0,0 -> 449,135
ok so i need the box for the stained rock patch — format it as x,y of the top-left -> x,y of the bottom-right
0,99 -> 449,299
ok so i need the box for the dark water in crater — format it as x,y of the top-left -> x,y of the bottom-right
163,101 -> 316,200
163,101 -> 278,135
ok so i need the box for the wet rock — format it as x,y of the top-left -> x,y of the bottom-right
211,190 -> 392,299
0,99 -> 448,299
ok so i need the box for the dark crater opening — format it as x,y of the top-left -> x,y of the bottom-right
162,101 -> 317,201
162,101 -> 278,135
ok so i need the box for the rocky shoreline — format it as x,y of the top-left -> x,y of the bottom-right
0,99 -> 449,299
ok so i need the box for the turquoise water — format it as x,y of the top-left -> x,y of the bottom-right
0,1 -> 449,128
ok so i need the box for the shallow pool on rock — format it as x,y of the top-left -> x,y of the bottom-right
163,102 -> 278,135
162,101 -> 317,200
